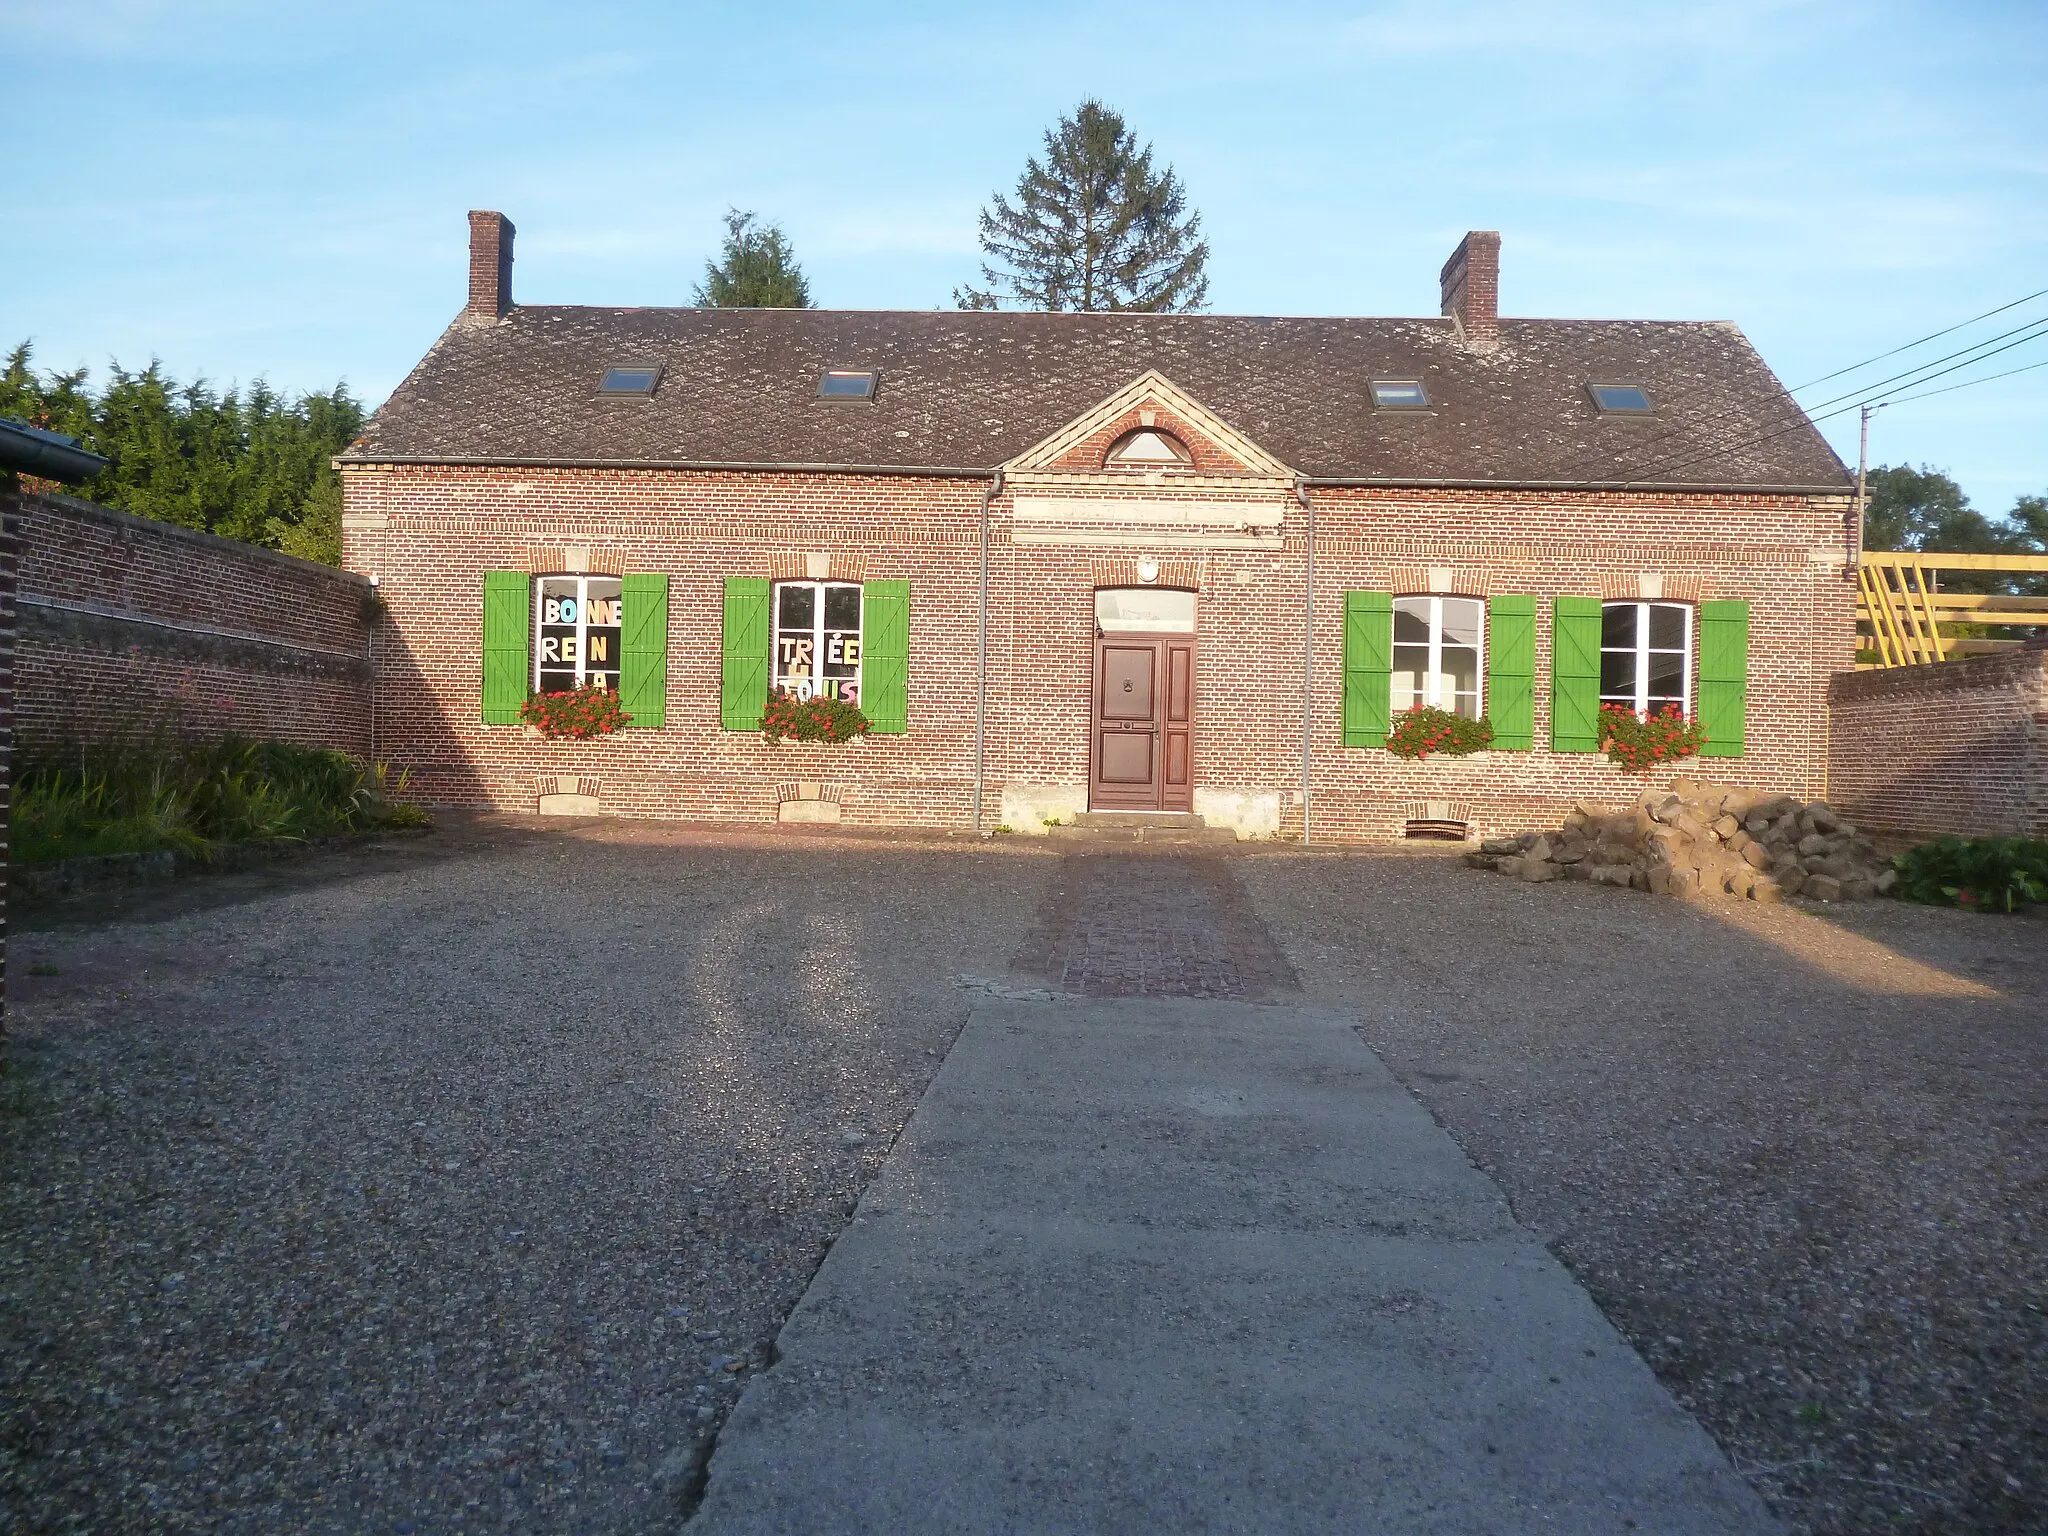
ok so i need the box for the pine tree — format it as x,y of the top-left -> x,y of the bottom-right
694,209 -> 812,308
2,340 -> 361,561
957,100 -> 1209,313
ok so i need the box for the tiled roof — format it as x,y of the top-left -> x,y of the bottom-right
343,307 -> 1851,490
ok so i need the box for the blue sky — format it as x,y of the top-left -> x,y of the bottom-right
4,0 -> 2044,511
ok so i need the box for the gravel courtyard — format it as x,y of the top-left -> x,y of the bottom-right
2,822 -> 2041,1535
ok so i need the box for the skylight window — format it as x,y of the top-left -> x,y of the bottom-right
1369,380 -> 1430,410
598,365 -> 662,396
818,369 -> 878,401
1589,382 -> 1654,414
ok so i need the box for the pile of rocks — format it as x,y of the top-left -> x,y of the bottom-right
1465,780 -> 1898,903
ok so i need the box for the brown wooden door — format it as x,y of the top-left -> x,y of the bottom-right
1090,635 -> 1195,811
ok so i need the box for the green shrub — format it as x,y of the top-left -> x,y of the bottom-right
1893,835 -> 2048,914
15,738 -> 429,865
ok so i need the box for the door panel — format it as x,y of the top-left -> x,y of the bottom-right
1162,640 -> 1195,810
1099,731 -> 1156,784
1100,645 -> 1156,719
1090,632 -> 1196,812
1167,647 -> 1191,722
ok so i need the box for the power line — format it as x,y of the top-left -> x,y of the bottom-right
1779,284 -> 2048,395
1876,354 -> 2048,408
1560,289 -> 2048,486
1595,318 -> 2048,488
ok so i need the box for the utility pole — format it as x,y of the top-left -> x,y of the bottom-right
1853,402 -> 1885,564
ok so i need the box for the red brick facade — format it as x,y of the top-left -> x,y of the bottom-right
1828,646 -> 2048,839
339,455 -> 1858,840
15,491 -> 373,755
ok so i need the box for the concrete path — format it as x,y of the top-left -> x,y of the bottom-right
691,998 -> 1780,1534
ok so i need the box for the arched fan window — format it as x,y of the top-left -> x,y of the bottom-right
1104,428 -> 1194,471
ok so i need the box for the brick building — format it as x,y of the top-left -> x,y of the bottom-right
336,212 -> 1855,840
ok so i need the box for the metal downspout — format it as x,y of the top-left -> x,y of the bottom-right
973,468 -> 1003,838
1296,476 -> 1315,845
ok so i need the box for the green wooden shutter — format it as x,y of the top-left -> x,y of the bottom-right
481,570 -> 530,725
1341,591 -> 1393,748
619,573 -> 669,729
1550,596 -> 1603,753
1486,594 -> 1536,750
1697,599 -> 1750,758
863,579 -> 910,735
720,577 -> 770,731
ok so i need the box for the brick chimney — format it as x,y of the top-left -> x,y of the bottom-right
466,210 -> 515,323
1439,230 -> 1501,349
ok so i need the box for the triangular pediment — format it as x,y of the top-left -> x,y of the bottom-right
1005,370 -> 1295,484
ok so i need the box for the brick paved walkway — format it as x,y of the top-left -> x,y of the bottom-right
1010,853 -> 1299,999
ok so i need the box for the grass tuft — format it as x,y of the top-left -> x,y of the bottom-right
15,738 -> 430,865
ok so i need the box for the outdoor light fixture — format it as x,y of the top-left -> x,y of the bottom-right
1137,559 -> 1160,583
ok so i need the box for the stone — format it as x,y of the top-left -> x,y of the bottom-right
1649,796 -> 1683,824
1740,841 -> 1773,871
1808,804 -> 1841,834
1668,866 -> 1702,900
1711,814 -> 1741,840
1462,852 -> 1502,871
1874,868 -> 1899,896
1797,833 -> 1829,856
1520,858 -> 1559,882
1749,877 -> 1782,904
1481,837 -> 1520,855
1743,812 -> 1772,836
1842,876 -> 1876,902
1497,856 -> 1525,878
1806,873 -> 1843,902
1777,868 -> 1807,897
1647,866 -> 1672,896
1555,842 -> 1588,864
1726,829 -> 1753,854
1526,835 -> 1554,862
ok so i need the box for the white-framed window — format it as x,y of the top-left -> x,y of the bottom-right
774,581 -> 863,705
1104,429 -> 1194,471
535,574 -> 622,693
1600,601 -> 1691,715
1392,595 -> 1484,719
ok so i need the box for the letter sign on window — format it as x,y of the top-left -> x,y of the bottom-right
535,575 -> 623,694
773,580 -> 865,708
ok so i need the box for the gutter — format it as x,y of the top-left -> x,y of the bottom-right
0,418 -> 108,484
335,456 -> 1851,498
1296,475 -> 1853,496
335,454 -> 1002,479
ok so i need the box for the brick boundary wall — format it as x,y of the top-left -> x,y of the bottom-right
1828,645 -> 2048,840
0,490 -> 17,1028
15,491 -> 374,758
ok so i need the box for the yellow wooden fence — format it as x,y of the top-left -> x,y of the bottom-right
1855,551 -> 2048,668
